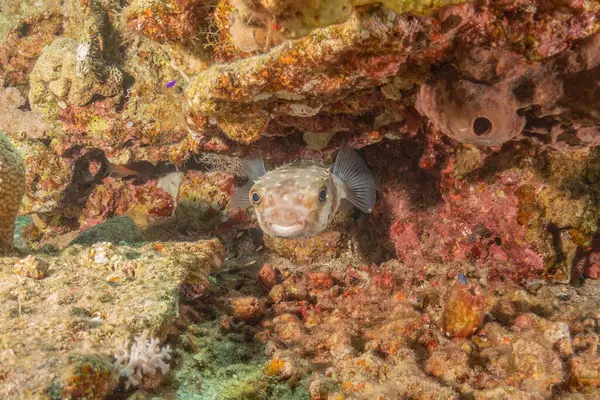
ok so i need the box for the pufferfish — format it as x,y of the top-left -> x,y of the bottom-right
231,146 -> 376,238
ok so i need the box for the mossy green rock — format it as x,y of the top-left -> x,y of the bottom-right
69,215 -> 143,246
0,238 -> 224,398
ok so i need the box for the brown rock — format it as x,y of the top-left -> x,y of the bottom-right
568,354 -> 600,389
230,296 -> 262,322
425,344 -> 470,386
272,313 -> 304,343
219,315 -> 234,333
258,263 -> 278,290
306,271 -> 334,290
572,334 -> 599,354
511,330 -> 564,396
308,377 -> 336,400
13,255 -> 49,279
442,277 -> 485,338
268,284 -> 286,303
263,230 -> 343,264
282,275 -> 309,301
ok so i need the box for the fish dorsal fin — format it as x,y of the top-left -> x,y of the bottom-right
231,154 -> 267,208
241,153 -> 267,181
333,145 -> 376,213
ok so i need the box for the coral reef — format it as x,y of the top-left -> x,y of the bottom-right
3,0 -> 598,236
232,0 -> 470,39
1,0 -> 600,398
0,87 -> 49,140
367,142 -> 599,283
29,25 -> 123,116
0,7 -> 63,89
125,0 -> 214,45
417,36 -> 600,148
134,230 -> 600,399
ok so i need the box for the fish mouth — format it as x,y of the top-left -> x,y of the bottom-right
268,222 -> 305,237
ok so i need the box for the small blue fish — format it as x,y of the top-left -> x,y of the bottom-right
457,273 -> 468,285
166,80 -> 177,89
232,146 -> 376,238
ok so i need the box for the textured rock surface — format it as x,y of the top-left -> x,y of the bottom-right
135,232 -> 600,399
417,36 -> 600,149
0,238 -> 224,398
186,1 -> 600,147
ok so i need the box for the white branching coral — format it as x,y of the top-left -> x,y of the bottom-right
113,335 -> 172,389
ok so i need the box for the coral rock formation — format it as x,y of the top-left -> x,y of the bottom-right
0,238 -> 224,397
125,0 -> 212,45
233,0 -> 469,39
186,1 -> 600,147
28,36 -> 122,114
29,8 -> 123,117
0,133 -> 26,254
417,36 -> 600,149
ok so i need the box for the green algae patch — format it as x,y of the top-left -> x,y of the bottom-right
69,215 -> 143,246
87,117 -> 111,138
172,322 -> 309,400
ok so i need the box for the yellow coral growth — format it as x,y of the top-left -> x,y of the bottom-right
362,0 -> 469,16
237,0 -> 469,38
0,134 -> 26,254
264,357 -> 286,376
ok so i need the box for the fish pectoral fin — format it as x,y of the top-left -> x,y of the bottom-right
339,198 -> 355,211
241,153 -> 267,181
230,181 -> 253,208
333,145 -> 376,214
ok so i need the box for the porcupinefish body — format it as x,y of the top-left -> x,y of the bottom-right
231,146 -> 376,238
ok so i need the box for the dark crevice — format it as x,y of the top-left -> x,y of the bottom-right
18,23 -> 31,37
440,15 -> 463,33
17,98 -> 31,111
472,117 -> 492,136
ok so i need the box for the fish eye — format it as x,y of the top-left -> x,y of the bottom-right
250,191 -> 261,205
318,187 -> 327,203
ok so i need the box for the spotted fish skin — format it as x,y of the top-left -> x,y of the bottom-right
231,146 -> 376,238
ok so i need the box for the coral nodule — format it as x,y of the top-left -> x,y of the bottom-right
0,133 -> 26,254
28,10 -> 123,117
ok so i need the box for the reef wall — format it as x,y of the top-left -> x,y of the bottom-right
2,0 -> 597,282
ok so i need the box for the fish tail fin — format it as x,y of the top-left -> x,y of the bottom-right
231,154 -> 267,208
333,145 -> 376,213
